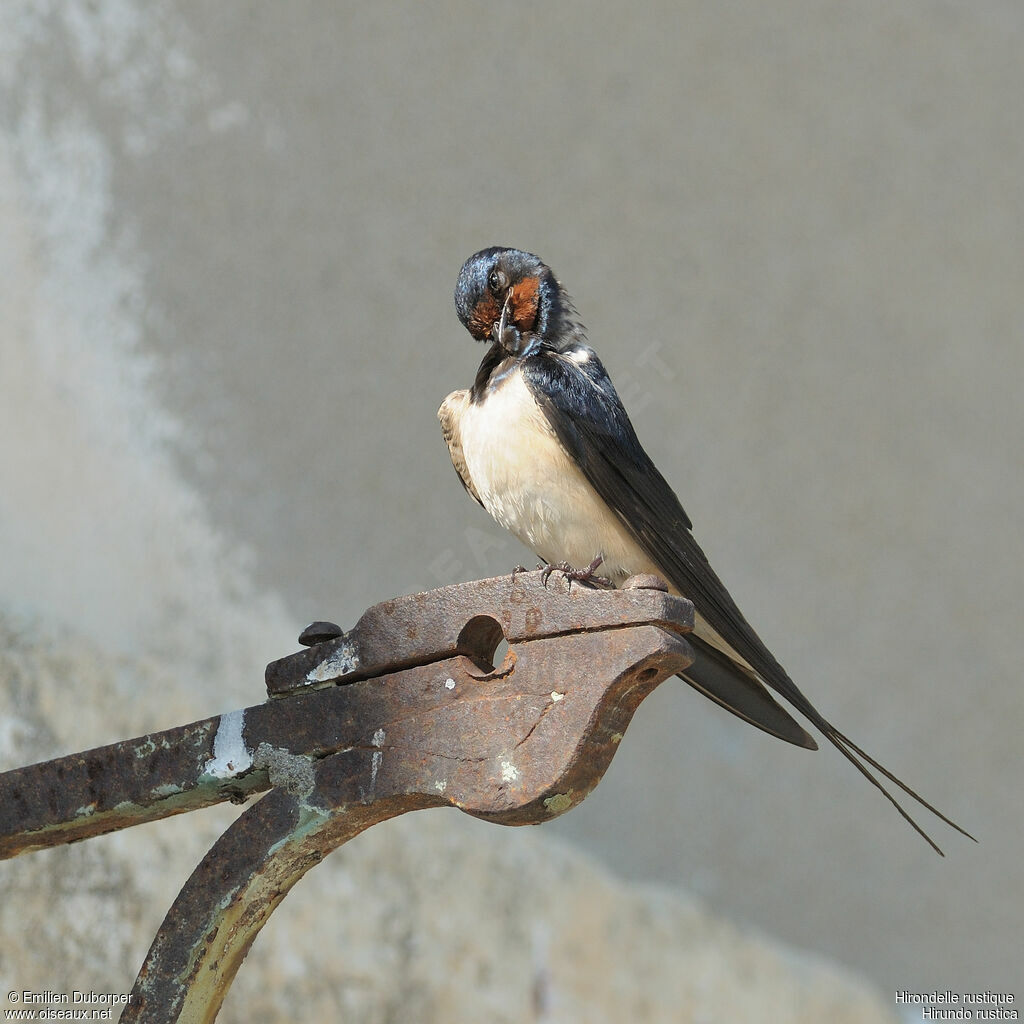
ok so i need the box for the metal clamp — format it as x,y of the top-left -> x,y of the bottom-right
0,571 -> 693,1023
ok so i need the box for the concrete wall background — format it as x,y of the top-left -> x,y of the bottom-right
2,0 -> 1020,1008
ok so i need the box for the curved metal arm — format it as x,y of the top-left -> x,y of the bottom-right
0,572 -> 694,1022
124,624 -> 691,1023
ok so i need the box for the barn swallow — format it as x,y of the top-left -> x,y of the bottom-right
439,245 -> 972,854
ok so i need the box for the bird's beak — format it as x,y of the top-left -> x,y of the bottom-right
494,291 -> 513,351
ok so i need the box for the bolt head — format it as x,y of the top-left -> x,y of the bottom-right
298,621 -> 344,646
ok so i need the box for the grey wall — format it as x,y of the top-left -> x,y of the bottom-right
2,0 -> 1020,1004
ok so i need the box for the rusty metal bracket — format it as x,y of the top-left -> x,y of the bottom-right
0,571 -> 693,1024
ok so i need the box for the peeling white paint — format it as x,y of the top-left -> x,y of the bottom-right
305,641 -> 360,685
203,709 -> 252,779
501,760 -> 519,783
370,727 -> 385,790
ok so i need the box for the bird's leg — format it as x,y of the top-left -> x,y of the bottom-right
570,556 -> 613,588
541,556 -> 612,590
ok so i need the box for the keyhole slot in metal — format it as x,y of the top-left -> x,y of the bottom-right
456,614 -> 509,673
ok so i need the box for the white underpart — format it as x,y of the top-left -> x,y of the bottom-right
453,366 -> 758,675
458,370 -> 656,583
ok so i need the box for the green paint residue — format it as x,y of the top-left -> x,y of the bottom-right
135,738 -> 156,758
543,792 -> 573,815
151,783 -> 183,798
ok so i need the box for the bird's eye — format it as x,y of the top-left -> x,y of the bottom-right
488,269 -> 509,294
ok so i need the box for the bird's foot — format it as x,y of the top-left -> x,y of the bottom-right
540,556 -> 612,590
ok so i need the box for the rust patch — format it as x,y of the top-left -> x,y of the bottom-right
3,570 -> 698,1022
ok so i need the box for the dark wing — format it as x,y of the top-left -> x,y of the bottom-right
521,349 -> 804,698
683,635 -> 817,749
521,349 -> 972,852
438,389 -> 483,507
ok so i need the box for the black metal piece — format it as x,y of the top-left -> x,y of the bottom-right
298,620 -> 344,646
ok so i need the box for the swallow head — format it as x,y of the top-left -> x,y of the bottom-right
454,247 -> 569,357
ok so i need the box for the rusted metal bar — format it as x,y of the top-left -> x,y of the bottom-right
124,624 -> 692,1023
0,571 -> 695,1024
0,572 -> 691,860
264,568 -> 691,695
